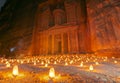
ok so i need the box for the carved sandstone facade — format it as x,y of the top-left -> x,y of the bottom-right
32,0 -> 120,56
32,0 -> 91,55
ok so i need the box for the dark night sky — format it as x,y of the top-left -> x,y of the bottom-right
0,0 -> 6,10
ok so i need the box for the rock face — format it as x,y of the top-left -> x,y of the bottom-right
0,0 -> 120,57
0,0 -> 40,57
87,0 -> 120,56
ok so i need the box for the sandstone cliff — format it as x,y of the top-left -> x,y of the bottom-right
87,0 -> 120,56
0,0 -> 40,57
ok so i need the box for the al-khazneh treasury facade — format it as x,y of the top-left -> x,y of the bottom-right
31,0 -> 91,55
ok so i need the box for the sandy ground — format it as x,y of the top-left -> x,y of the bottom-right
0,54 -> 120,83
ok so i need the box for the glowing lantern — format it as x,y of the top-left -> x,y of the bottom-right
70,60 -> 73,64
21,60 -> 24,64
103,59 -> 107,61
49,68 -> 55,78
48,60 -> 50,64
6,62 -> 11,68
89,65 -> 94,71
95,62 -> 99,65
5,61 -> 9,64
27,60 -> 30,63
114,61 -> 117,63
65,62 -> 68,66
17,60 -> 20,63
37,60 -> 39,63
54,61 -> 57,64
34,62 -> 36,65
41,61 -> 44,65
80,62 -> 83,67
12,65 -> 19,76
112,57 -> 115,59
45,64 -> 48,67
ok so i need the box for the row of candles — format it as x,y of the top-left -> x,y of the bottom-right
1,54 -> 119,67
0,54 -> 119,80
12,65 -> 55,78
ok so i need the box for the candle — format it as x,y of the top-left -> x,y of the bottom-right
49,68 -> 55,78
45,64 -> 48,67
89,65 -> 93,71
34,61 -> 36,65
95,62 -> 99,65
80,62 -> 83,67
54,61 -> 57,64
12,65 -> 19,76
6,62 -> 11,68
114,60 -> 117,63
65,62 -> 68,66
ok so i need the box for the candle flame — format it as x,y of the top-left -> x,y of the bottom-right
114,61 -> 117,63
65,62 -> 68,66
89,65 -> 93,71
45,64 -> 48,67
6,62 -> 10,67
49,68 -> 55,78
95,62 -> 99,65
34,62 -> 36,65
41,61 -> 44,65
80,62 -> 83,67
54,61 -> 57,64
12,65 -> 19,76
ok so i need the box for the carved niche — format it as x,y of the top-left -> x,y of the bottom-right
53,8 -> 66,25
40,7 -> 53,30
64,0 -> 77,24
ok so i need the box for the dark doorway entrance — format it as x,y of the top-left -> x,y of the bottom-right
63,33 -> 68,53
58,41 -> 61,54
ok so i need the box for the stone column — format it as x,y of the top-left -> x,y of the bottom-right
75,30 -> 79,53
52,35 -> 54,54
39,35 -> 42,55
61,33 -> 64,54
67,32 -> 71,53
41,35 -> 44,55
44,35 -> 47,54
46,33 -> 49,54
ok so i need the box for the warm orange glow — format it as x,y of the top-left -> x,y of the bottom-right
54,61 -> 57,64
6,62 -> 10,67
21,60 -> 24,64
80,62 -> 83,67
27,60 -> 30,63
114,60 -> 117,63
37,60 -> 40,63
49,67 -> 55,78
95,62 -> 99,65
45,63 -> 48,67
112,57 -> 115,59
41,61 -> 44,65
34,62 -> 36,65
89,65 -> 93,71
70,60 -> 73,64
1,59 -> 4,63
12,65 -> 19,76
65,62 -> 68,66
17,60 -> 20,63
